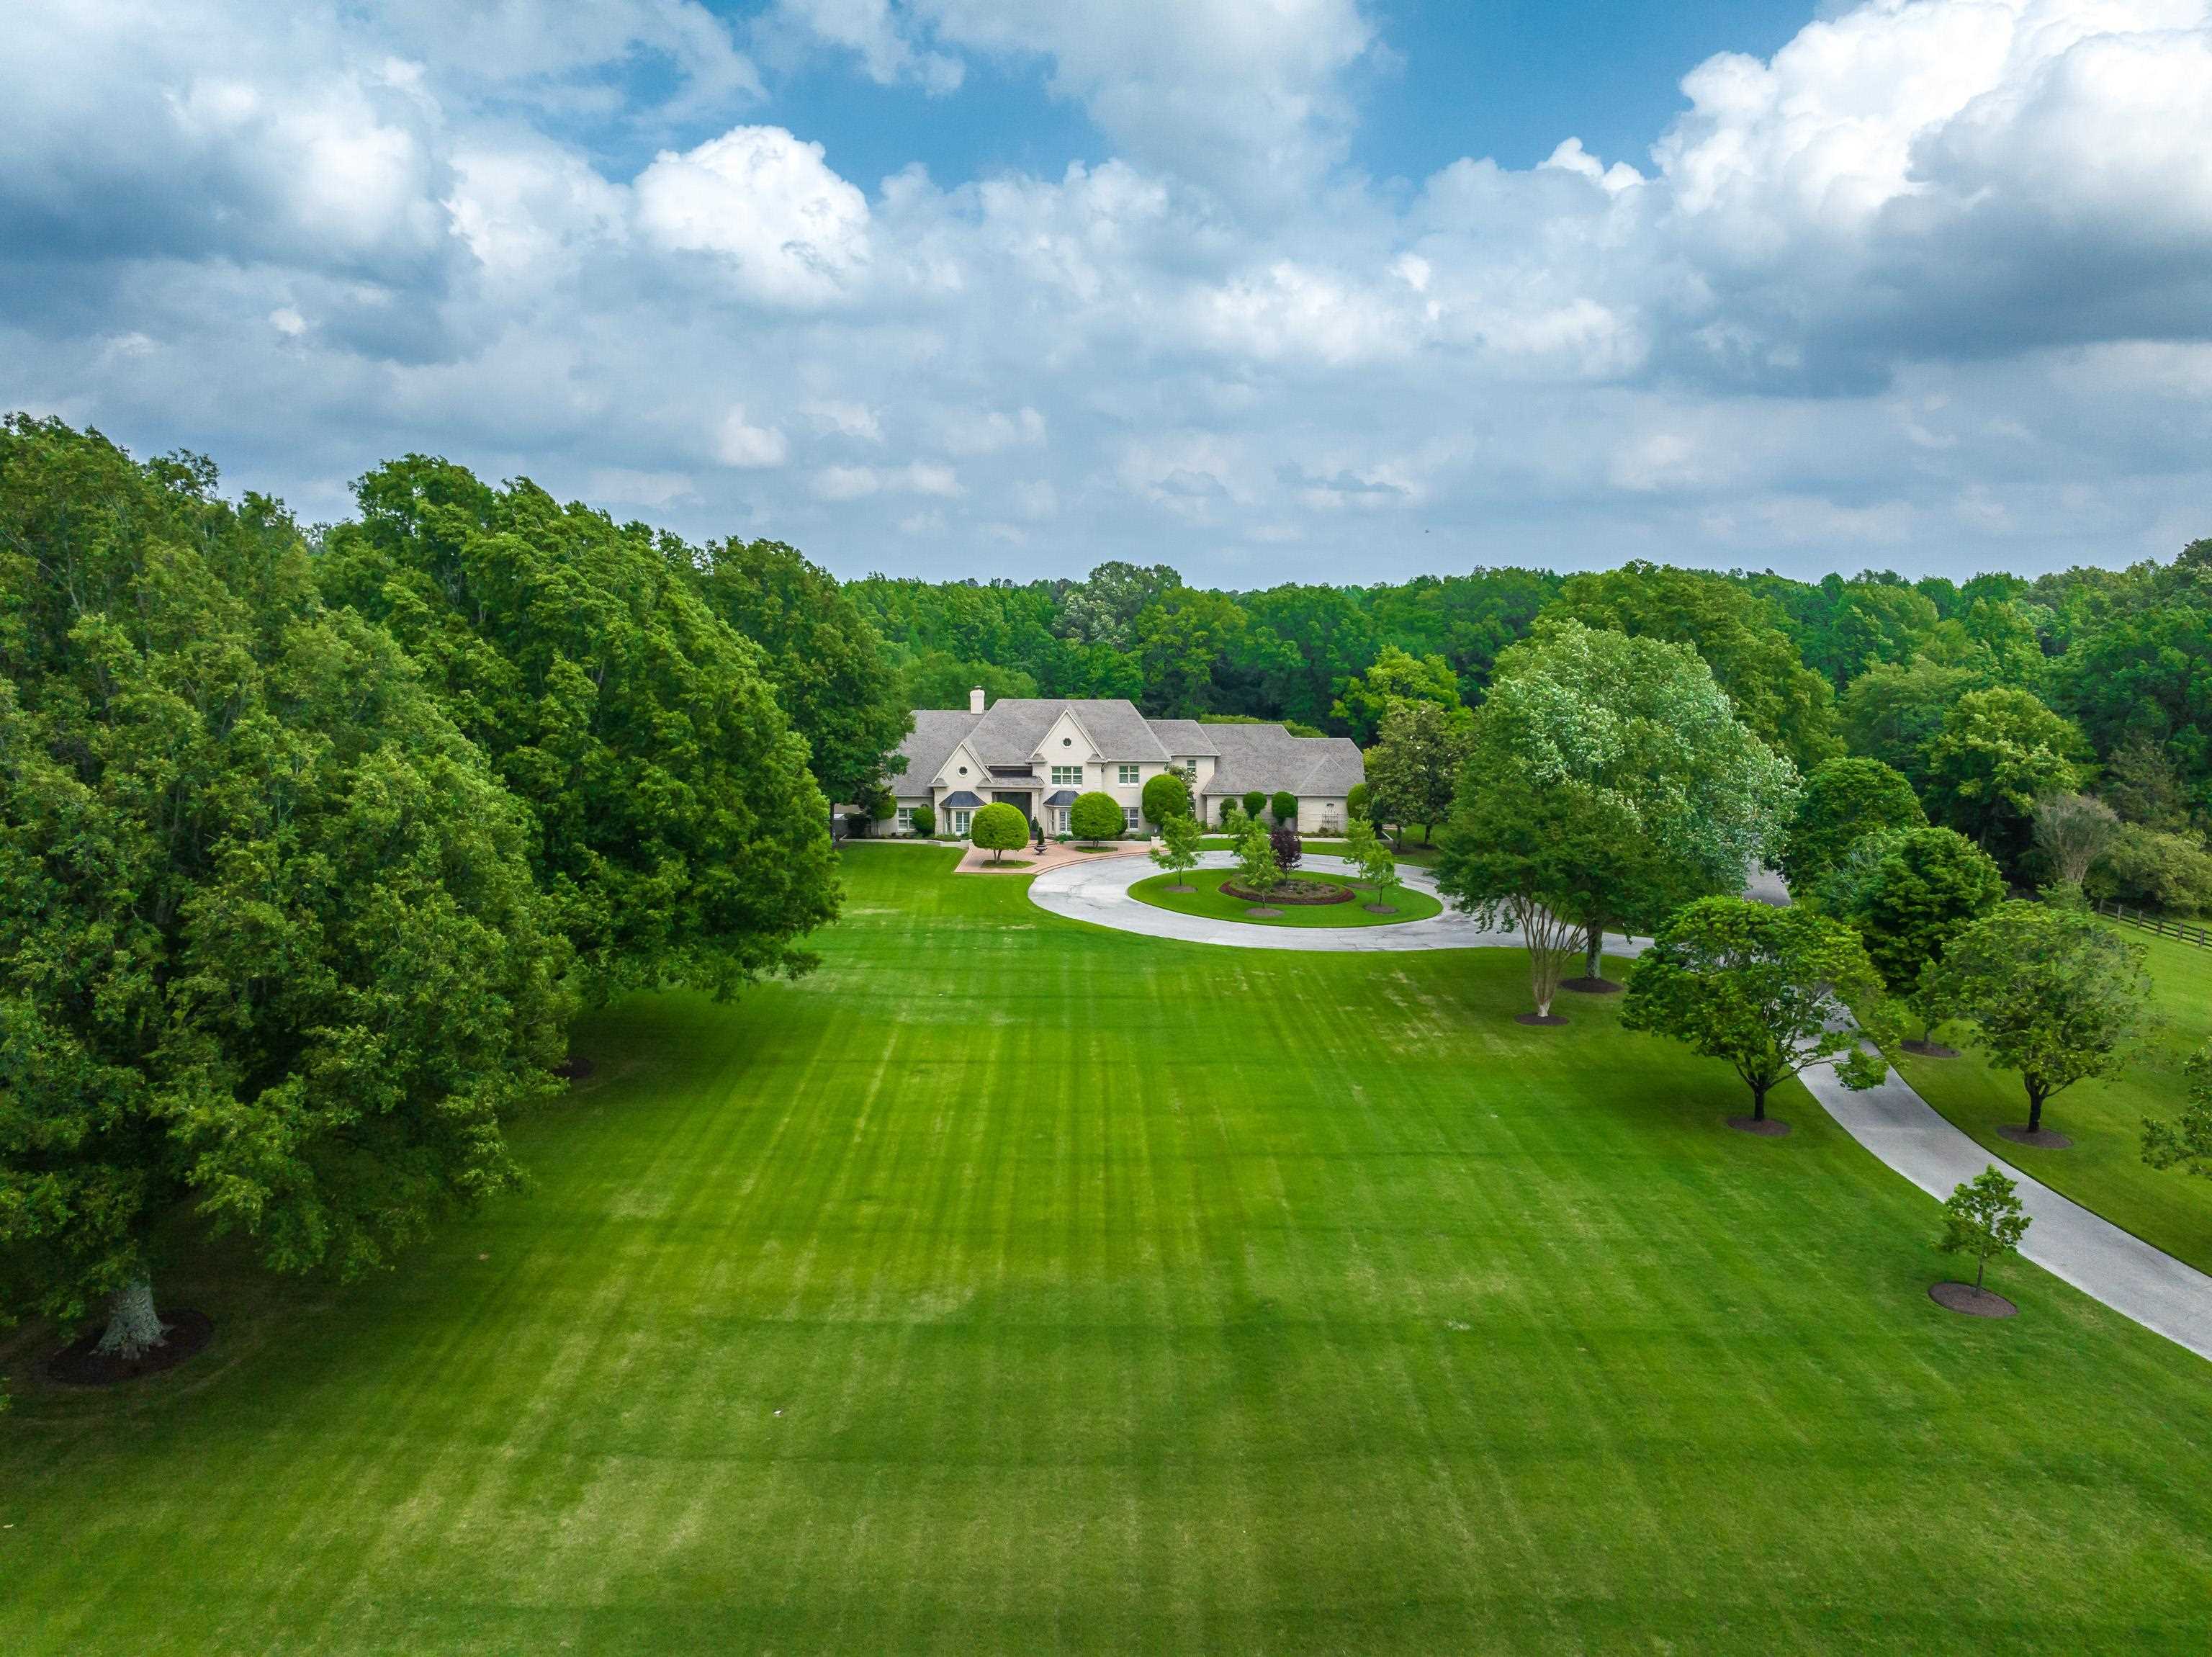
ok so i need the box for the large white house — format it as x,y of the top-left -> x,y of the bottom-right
887,689 -> 1364,838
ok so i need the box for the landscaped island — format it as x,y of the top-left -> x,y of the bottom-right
1128,868 -> 1442,928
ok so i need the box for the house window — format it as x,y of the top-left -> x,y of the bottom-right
1123,807 -> 1141,832
1051,765 -> 1082,785
895,807 -> 914,831
1054,809 -> 1070,834
951,809 -> 971,835
1117,763 -> 1140,784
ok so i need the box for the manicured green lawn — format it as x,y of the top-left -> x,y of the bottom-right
1129,867 -> 1443,928
1901,922 -> 2212,1272
4,846 -> 2211,1653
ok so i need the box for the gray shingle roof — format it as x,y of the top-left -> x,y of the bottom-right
1146,719 -> 1220,758
1200,725 -> 1364,801
940,790 -> 984,809
896,699 -> 1359,800
893,709 -> 981,794
1043,789 -> 1078,807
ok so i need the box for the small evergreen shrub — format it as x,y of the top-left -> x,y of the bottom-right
1142,771 -> 1192,827
1243,790 -> 1267,819
909,804 -> 935,838
1270,791 -> 1298,825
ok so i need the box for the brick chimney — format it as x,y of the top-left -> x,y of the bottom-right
969,685 -> 986,714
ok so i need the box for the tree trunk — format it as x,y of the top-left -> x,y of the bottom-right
95,1276 -> 169,1360
2026,1085 -> 2044,1134
1974,1252 -> 1987,1290
1583,924 -> 1604,982
1750,1082 -> 1768,1123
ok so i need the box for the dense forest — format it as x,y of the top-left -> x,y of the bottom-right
1,413 -> 2206,1355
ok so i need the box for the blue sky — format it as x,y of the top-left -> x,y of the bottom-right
5,1 -> 2211,585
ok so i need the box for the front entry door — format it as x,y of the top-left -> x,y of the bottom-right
992,791 -> 1032,825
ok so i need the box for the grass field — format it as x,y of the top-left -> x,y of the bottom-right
4,845 -> 2211,1653
1902,923 -> 2212,1272
1128,868 -> 1444,928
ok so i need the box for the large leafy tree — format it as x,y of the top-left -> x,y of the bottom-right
1921,902 -> 2152,1137
0,419 -> 569,1356
1364,698 -> 1474,845
1827,827 -> 2005,1040
1438,779 -> 1661,1018
320,458 -> 836,1002
1475,619 -> 1800,895
687,538 -> 911,809
1328,645 -> 1462,745
2143,1047 -> 2212,1181
1923,686 -> 2090,867
1779,756 -> 1926,897
1622,898 -> 1892,1125
1837,657 -> 1975,791
1549,562 -> 1840,770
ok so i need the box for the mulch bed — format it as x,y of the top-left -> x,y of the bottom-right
556,1056 -> 596,1082
1515,1012 -> 1568,1026
1220,879 -> 1354,906
1998,1126 -> 2074,1149
1560,976 -> 1622,995
1901,1041 -> 1960,1059
1929,1282 -> 2018,1318
47,1309 -> 214,1387
1244,907 -> 1283,918
1727,1116 -> 1793,1137
1362,903 -> 1398,915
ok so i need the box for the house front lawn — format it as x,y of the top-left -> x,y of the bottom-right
1129,868 -> 1444,928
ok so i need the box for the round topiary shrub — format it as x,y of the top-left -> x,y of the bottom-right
1142,770 -> 1192,827
1346,781 -> 1372,822
1243,789 -> 1267,819
970,801 -> 1029,863
1069,791 -> 1125,841
908,803 -> 935,838
1270,790 -> 1298,825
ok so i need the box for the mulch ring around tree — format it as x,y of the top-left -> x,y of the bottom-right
1727,1115 -> 1793,1137
1220,879 -> 1355,906
47,1310 -> 214,1387
1560,976 -> 1623,995
1930,1282 -> 2018,1318
1515,1012 -> 1568,1026
1901,1041 -> 1961,1059
1244,907 -> 1283,918
1998,1126 -> 2074,1149
1362,903 -> 1398,915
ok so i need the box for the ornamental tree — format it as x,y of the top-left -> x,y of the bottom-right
2143,1047 -> 2212,1181
1233,816 -> 1282,897
1243,789 -> 1267,819
1143,769 -> 1193,827
1621,898 -> 1894,1123
1921,902 -> 2152,1136
1070,790 -> 1125,841
1344,815 -> 1403,911
1830,827 -> 2006,1039
1781,757 -> 1926,897
1150,811 -> 1203,889
1271,822 -> 1303,869
970,801 -> 1028,863
320,457 -> 836,1003
1940,1167 -> 2032,1292
0,418 -> 569,1359
1270,789 -> 1298,825
1476,619 -> 1799,895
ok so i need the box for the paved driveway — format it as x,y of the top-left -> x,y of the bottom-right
1027,851 -> 1652,956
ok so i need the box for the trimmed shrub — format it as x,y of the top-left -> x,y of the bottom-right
1346,781 -> 1372,821
868,790 -> 897,822
1243,789 -> 1267,819
909,804 -> 935,838
2088,824 -> 2212,916
1142,770 -> 1192,827
970,801 -> 1029,862
1070,791 -> 1125,841
1270,790 -> 1298,825
841,811 -> 873,839
1271,824 -> 1303,868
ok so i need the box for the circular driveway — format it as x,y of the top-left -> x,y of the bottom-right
1029,851 -> 1629,953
